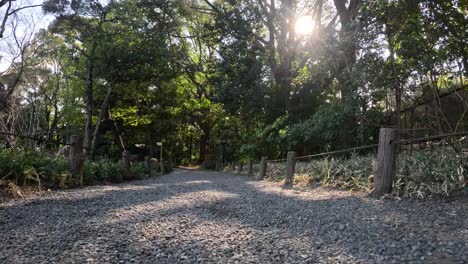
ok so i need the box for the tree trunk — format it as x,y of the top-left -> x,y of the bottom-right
462,56 -> 468,77
90,85 -> 113,160
386,26 -> 403,130
333,0 -> 360,148
333,0 -> 359,97
188,134 -> 193,161
199,133 -> 209,164
83,59 -> 94,158
109,109 -> 125,151
48,104 -> 59,142
147,124 -> 154,158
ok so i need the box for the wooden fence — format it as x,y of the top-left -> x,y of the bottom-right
0,131 -> 167,186
222,128 -> 468,197
67,135 -> 166,186
400,85 -> 468,139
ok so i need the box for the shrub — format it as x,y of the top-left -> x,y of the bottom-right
0,148 -> 69,189
129,162 -> 149,180
82,160 -> 124,184
265,162 -> 287,181
0,149 -> 154,191
264,149 -> 467,197
288,154 -> 374,191
395,149 -> 467,198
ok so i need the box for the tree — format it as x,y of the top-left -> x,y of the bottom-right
44,0 -> 116,157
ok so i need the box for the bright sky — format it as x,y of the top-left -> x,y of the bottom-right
0,0 -> 53,72
295,16 -> 314,35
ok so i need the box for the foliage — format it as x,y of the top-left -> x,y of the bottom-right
1,0 -> 467,195
129,162 -> 150,179
239,143 -> 256,161
82,160 -> 124,184
266,154 -> 374,191
256,115 -> 290,158
395,149 -> 467,198
264,149 -> 467,198
0,148 -> 155,190
0,148 -> 69,188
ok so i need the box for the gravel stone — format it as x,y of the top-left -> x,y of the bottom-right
1,169 -> 467,263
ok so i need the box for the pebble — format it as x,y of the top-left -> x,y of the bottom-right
0,169 -> 467,263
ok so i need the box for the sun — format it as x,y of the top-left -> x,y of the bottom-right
295,16 -> 314,35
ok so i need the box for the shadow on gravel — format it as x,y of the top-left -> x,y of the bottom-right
1,168 -> 467,263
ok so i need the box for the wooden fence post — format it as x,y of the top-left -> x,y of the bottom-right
122,150 -> 130,182
247,160 -> 253,177
237,162 -> 243,174
258,157 -> 267,180
160,158 -> 165,175
219,161 -> 224,172
145,155 -> 152,177
284,151 -> 297,188
230,162 -> 235,171
372,128 -> 398,197
69,135 -> 83,186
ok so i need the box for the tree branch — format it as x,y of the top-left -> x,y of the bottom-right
8,4 -> 43,16
0,0 -> 12,38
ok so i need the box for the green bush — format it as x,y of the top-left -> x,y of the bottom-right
129,162 -> 150,180
82,160 -> 124,184
0,148 -> 69,188
0,149 -> 155,190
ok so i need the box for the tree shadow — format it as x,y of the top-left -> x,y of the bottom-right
0,169 -> 467,263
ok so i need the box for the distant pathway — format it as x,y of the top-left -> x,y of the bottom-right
1,169 -> 467,263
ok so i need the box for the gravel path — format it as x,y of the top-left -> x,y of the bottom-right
1,169 -> 467,264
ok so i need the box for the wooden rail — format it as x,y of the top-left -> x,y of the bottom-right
294,144 -> 378,160
228,128 -> 468,197
393,131 -> 468,145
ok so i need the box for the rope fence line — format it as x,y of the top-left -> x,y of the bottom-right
0,131 -> 58,143
396,127 -> 431,131
294,144 -> 379,161
266,158 -> 287,163
289,130 -> 467,162
220,128 -> 468,196
392,131 -> 468,146
0,131 -> 91,149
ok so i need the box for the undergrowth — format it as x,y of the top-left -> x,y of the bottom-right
265,149 -> 467,198
0,148 -> 154,198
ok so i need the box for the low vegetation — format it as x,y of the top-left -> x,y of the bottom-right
0,148 -> 157,199
264,149 -> 467,198
0,1 -> 466,201
395,149 -> 467,198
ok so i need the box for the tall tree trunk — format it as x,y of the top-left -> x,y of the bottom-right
198,124 -> 211,164
386,28 -> 402,129
83,59 -> 94,157
266,0 -> 297,117
333,0 -> 359,97
48,73 -> 61,142
48,103 -> 59,141
90,85 -> 113,160
463,56 -> 468,77
189,134 -> 193,161
333,0 -> 360,148
147,123 -> 154,158
109,109 -> 125,151
199,133 -> 209,164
